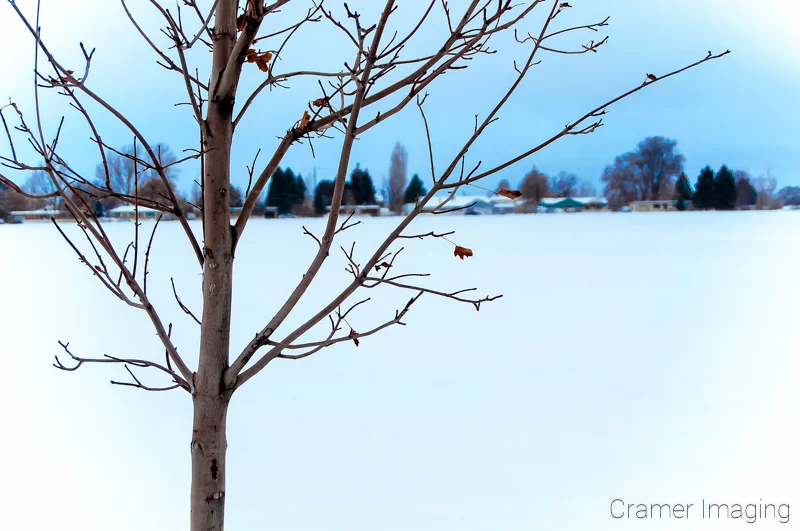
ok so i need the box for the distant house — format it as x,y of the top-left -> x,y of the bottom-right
230,206 -> 280,219
539,197 -> 608,212
107,205 -> 173,220
9,208 -> 62,221
489,195 -> 518,214
327,204 -> 381,216
574,196 -> 609,210
630,200 -> 687,212
405,195 -> 494,215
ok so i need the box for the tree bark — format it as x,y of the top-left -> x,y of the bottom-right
190,394 -> 231,530
192,1 -> 236,529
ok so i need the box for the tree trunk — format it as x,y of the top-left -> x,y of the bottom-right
192,1 -> 237,528
192,109 -> 234,529
192,101 -> 235,527
190,394 -> 231,530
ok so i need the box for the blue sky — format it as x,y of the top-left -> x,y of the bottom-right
1,0 -> 798,195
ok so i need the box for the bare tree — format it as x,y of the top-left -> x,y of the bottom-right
0,1 -> 727,529
191,181 -> 203,211
601,153 -> 646,210
577,180 -> 598,197
0,182 -> 29,219
94,143 -> 177,196
754,170 -> 779,209
519,166 -> 550,209
23,169 -> 58,209
602,136 -> 684,208
636,136 -> 684,199
495,178 -> 511,195
229,185 -> 244,208
778,185 -> 800,206
549,170 -> 579,197
388,142 -> 408,214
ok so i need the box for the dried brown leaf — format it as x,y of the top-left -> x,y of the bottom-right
497,188 -> 522,200
349,328 -> 360,347
454,245 -> 473,260
245,49 -> 273,72
299,110 -> 311,130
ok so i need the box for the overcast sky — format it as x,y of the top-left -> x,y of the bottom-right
1,0 -> 798,194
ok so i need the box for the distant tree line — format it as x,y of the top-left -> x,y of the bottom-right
4,138 -> 798,222
517,168 -> 597,209
597,136 -> 794,211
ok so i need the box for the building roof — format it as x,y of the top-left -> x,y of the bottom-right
427,195 -> 493,209
108,205 -> 161,214
489,195 -> 518,206
327,204 -> 381,211
630,200 -> 677,205
540,196 -> 608,207
10,209 -> 62,216
573,196 -> 608,205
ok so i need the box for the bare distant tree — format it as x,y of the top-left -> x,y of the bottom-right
549,171 -> 579,197
602,153 -> 646,209
229,185 -> 244,208
602,136 -> 684,208
94,143 -> 178,196
495,178 -> 511,195
0,183 -> 28,219
190,182 -> 203,211
576,180 -> 598,197
658,178 -> 676,201
388,142 -> 407,214
23,169 -> 58,209
637,137 -> 684,199
378,177 -> 390,208
778,185 -> 800,206
0,1 -> 727,529
519,167 -> 550,208
754,170 -> 779,209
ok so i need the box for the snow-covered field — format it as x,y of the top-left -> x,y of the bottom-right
1,211 -> 799,530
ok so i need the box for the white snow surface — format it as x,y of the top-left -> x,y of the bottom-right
1,211 -> 799,530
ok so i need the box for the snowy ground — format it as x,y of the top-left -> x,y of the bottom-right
1,211 -> 799,531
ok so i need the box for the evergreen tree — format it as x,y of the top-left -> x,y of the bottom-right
266,166 -> 298,214
734,172 -> 757,208
674,172 -> 693,211
93,200 -> 105,218
713,165 -> 736,210
349,165 -> 376,205
313,179 -> 335,215
693,166 -> 715,209
403,174 -> 427,204
293,175 -> 307,206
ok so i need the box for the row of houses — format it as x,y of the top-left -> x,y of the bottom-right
399,195 -> 610,215
5,204 -> 289,223
7,196 -> 614,223
325,195 -> 611,217
6,205 -> 176,222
